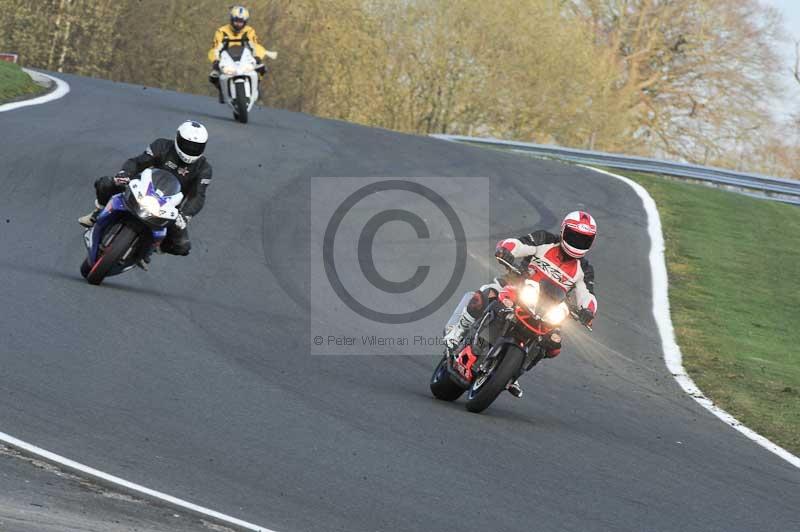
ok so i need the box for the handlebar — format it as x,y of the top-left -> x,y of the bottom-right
570,310 -> 593,331
496,256 -> 524,276
498,256 -> 593,331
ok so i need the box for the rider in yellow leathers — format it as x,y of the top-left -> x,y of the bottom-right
208,6 -> 277,103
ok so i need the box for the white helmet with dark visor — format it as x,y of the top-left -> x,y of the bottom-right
560,211 -> 596,259
175,121 -> 208,164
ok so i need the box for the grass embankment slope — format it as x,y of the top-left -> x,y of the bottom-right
621,171 -> 799,455
0,61 -> 44,103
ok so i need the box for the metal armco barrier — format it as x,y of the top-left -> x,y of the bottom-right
431,134 -> 800,206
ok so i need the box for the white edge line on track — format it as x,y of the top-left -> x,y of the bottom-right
583,165 -> 800,470
0,69 -> 70,112
0,431 -> 278,532
0,70 -> 281,532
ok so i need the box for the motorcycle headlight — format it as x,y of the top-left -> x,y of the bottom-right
241,64 -> 254,73
223,66 -> 236,76
519,282 -> 539,307
137,195 -> 161,218
543,302 -> 570,325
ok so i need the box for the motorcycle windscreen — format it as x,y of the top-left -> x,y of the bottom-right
225,45 -> 245,62
149,169 -> 182,198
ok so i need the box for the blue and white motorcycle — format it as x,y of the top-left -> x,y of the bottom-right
81,168 -> 183,285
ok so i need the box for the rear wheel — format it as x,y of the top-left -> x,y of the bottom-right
465,345 -> 524,413
85,224 -> 139,285
430,356 -> 466,401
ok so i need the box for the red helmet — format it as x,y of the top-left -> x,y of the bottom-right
560,211 -> 596,258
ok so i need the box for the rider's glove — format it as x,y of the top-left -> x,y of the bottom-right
265,50 -> 278,60
213,60 -> 220,71
113,171 -> 131,186
495,246 -> 515,265
174,213 -> 190,230
255,56 -> 266,73
578,308 -> 594,326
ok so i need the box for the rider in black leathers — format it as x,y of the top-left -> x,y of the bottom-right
78,121 -> 212,264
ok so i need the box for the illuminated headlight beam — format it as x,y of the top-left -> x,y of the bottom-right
543,302 -> 570,325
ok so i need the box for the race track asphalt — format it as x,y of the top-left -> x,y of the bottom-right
0,73 -> 797,532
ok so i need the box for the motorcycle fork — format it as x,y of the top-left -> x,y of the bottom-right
474,323 -> 514,377
101,224 -> 122,247
93,220 -> 123,259
467,310 -> 503,369
120,235 -> 141,262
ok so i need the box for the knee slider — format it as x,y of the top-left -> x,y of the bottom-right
174,241 -> 191,256
163,239 -> 191,256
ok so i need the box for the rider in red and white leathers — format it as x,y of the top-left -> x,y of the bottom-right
443,211 -> 598,397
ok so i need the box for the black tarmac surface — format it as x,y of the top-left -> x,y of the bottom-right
0,73 -> 797,532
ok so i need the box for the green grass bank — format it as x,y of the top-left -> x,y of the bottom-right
619,170 -> 799,454
0,61 -> 44,103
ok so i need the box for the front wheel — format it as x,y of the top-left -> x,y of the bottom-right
430,356 -> 466,401
234,91 -> 248,124
80,258 -> 91,279
85,224 -> 139,285
465,344 -> 524,413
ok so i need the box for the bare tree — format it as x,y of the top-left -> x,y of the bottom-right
0,0 -> 793,178
570,0 -> 783,164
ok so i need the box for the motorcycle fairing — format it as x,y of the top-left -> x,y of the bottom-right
218,46 -> 259,112
231,77 -> 252,99
452,345 -> 478,383
131,168 -> 184,217
86,194 -> 128,264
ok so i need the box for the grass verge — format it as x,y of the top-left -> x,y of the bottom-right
0,60 -> 44,103
614,170 -> 800,455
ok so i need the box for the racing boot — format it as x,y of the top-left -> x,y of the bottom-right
443,308 -> 475,353
136,254 -> 151,271
209,70 -> 223,103
136,242 -> 158,271
507,380 -> 523,398
78,200 -> 103,228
